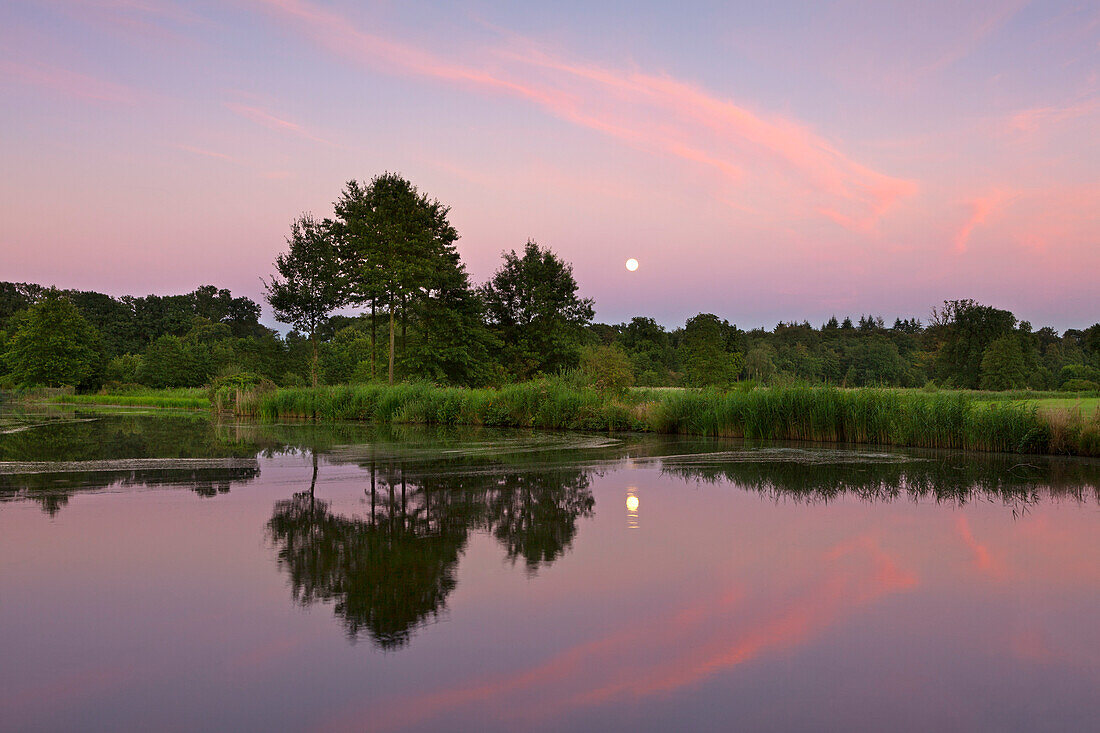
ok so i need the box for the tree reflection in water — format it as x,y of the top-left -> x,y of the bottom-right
267,451 -> 594,648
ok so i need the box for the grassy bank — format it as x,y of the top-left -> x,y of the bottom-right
44,388 -> 210,410
236,383 -> 1100,456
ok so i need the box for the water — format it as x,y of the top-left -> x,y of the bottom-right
2,410 -> 1099,732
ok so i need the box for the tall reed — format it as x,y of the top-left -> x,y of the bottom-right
236,382 -> 1099,456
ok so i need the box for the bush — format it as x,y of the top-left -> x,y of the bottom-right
141,335 -> 212,388
105,354 -> 143,384
209,372 -> 275,411
1060,379 -> 1099,392
579,345 -> 634,394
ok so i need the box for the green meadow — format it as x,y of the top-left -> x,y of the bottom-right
43,387 -> 210,410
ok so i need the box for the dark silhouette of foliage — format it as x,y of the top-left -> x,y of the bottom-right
266,214 -> 346,387
4,291 -> 102,388
480,240 -> 595,379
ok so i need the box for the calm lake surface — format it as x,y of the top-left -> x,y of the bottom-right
2,408 -> 1099,732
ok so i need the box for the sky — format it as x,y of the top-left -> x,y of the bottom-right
1,0 -> 1098,330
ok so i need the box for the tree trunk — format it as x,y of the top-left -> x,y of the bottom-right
370,299 -> 376,380
309,449 -> 318,514
369,459 -> 376,527
388,301 -> 395,384
310,331 -> 318,389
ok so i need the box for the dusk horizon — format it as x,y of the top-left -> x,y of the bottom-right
4,0 -> 1098,330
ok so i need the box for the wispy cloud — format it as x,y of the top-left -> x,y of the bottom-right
0,59 -> 139,104
915,0 -> 1028,77
953,190 -> 1013,253
254,0 -> 914,232
173,144 -> 235,161
224,102 -> 334,145
1008,99 -> 1099,135
51,0 -> 208,48
320,533 -> 916,730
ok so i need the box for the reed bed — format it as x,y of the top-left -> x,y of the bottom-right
237,382 -> 1100,456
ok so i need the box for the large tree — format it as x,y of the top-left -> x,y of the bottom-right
265,214 -> 345,387
619,316 -> 676,386
4,291 -> 102,388
402,267 -> 499,386
334,174 -> 460,384
679,313 -> 740,387
979,335 -> 1028,390
930,299 -> 1016,388
480,240 -> 594,380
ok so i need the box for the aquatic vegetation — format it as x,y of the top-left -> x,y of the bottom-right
239,382 -> 1100,456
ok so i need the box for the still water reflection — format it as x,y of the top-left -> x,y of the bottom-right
1,410 -> 1098,732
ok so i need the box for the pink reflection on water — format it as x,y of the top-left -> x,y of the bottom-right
327,532 -> 918,730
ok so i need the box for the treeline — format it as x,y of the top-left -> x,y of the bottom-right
594,304 -> 1100,391
0,283 -> 299,390
1,173 -> 1098,392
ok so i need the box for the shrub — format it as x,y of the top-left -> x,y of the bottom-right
580,344 -> 634,394
105,354 -> 143,384
210,372 -> 275,412
1060,379 -> 1099,392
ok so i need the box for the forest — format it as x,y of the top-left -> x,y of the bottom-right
2,174 -> 1098,394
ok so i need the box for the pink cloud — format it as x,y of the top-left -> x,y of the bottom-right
1008,100 -> 1099,135
48,0 -> 208,49
319,532 -> 916,731
223,102 -> 334,145
174,144 -> 234,161
0,59 -> 138,104
953,190 -> 1013,253
915,0 -> 1028,78
254,0 -> 914,232
954,515 -> 1004,578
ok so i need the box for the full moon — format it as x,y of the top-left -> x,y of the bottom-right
625,258 -> 639,272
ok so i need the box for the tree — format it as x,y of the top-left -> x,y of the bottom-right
266,214 -> 345,387
402,273 -> 499,386
335,174 -> 460,384
743,344 -> 777,382
619,317 -> 675,386
480,240 -> 594,379
846,337 -> 906,386
0,282 -> 43,333
320,326 -> 373,385
1083,323 -> 1100,365
4,291 -> 102,388
979,336 -> 1028,390
190,285 -> 266,339
679,313 -> 739,387
140,334 -> 210,388
930,299 -> 1016,388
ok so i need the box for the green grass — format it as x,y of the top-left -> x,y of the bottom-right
44,388 -> 210,410
1027,397 -> 1100,415
237,382 -> 1100,456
